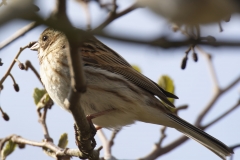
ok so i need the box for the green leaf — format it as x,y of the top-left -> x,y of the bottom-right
158,75 -> 175,104
132,65 -> 141,73
58,133 -> 68,149
36,93 -> 51,110
33,88 -> 46,105
44,94 -> 50,103
1,140 -> 17,159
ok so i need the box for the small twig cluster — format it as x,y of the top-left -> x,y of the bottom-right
97,128 -> 121,159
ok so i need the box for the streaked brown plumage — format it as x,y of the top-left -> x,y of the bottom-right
31,28 -> 233,159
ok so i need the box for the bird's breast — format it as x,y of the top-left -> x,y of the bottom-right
40,50 -> 70,109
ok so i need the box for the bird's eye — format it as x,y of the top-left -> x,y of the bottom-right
42,36 -> 48,41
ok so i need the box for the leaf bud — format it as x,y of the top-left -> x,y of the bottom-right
181,56 -> 188,70
13,84 -> 19,92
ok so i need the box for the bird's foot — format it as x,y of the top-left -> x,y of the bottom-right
74,108 -> 115,157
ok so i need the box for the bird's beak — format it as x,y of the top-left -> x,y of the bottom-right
30,42 -> 40,51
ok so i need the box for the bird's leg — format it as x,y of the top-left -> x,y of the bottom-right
74,108 -> 115,156
95,125 -> 102,130
86,108 -> 116,131
86,108 -> 115,122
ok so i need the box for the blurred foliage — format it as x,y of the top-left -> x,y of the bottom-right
132,65 -> 141,73
158,75 -> 175,104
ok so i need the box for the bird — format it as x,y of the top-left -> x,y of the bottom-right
31,28 -> 233,159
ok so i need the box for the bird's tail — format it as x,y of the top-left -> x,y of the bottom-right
166,113 -> 233,160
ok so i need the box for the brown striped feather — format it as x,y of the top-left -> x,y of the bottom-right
81,37 -> 177,108
86,69 -> 142,95
87,85 -> 135,104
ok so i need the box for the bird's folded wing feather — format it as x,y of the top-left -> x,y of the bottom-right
80,37 -> 177,108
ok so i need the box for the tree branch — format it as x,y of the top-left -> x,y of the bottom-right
24,60 -> 42,85
0,134 -> 95,158
1,2 -> 240,50
230,144 -> 240,160
93,3 -> 137,32
0,42 -> 36,89
109,129 -> 120,149
139,135 -> 188,160
94,31 -> 240,48
37,94 -> 54,141
140,50 -> 240,159
197,46 -> 220,93
203,99 -> 240,129
156,127 -> 167,147
0,22 -> 38,50
195,75 -> 240,127
51,0 -> 68,22
97,128 -> 120,159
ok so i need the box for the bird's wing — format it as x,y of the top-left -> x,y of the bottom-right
80,37 -> 178,108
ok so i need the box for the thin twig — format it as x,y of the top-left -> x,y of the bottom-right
174,104 -> 188,114
197,46 -> 220,93
140,127 -> 167,160
24,60 -> 43,85
93,3 -> 137,32
0,58 -> 3,66
109,129 -> 120,148
97,128 -> 120,159
218,22 -> 223,32
156,127 -> 167,147
8,73 -> 16,84
195,75 -> 240,127
0,22 -> 38,50
97,129 -> 111,159
40,107 -> 51,139
230,144 -> 240,150
0,42 -> 36,88
0,134 -> 93,158
230,144 -> 240,160
0,102 -> 10,121
203,99 -> 240,129
37,94 -> 54,141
